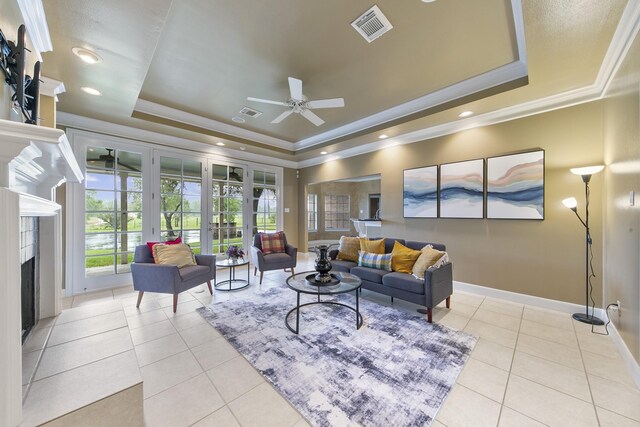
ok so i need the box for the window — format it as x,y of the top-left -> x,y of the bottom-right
324,195 -> 350,231
252,170 -> 277,236
85,147 -> 143,276
212,164 -> 244,254
159,157 -> 203,254
307,193 -> 317,231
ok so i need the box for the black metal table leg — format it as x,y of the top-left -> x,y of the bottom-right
295,291 -> 300,334
356,287 -> 360,329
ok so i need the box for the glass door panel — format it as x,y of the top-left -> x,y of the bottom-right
159,157 -> 203,253
211,164 -> 245,255
84,146 -> 143,276
252,170 -> 278,237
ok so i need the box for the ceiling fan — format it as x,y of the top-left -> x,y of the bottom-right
87,149 -> 140,172
247,77 -> 345,126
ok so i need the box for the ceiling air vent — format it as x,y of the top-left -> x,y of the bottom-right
239,106 -> 262,118
351,5 -> 393,43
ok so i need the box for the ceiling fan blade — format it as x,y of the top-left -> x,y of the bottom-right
247,97 -> 288,107
301,109 -> 325,126
271,110 -> 293,124
288,77 -> 303,100
306,98 -> 345,109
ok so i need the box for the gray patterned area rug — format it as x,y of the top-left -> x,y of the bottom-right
197,286 -> 477,427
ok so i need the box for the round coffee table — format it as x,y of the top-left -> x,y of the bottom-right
215,258 -> 250,291
285,271 -> 363,334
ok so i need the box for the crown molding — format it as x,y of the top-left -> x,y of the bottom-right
40,76 -> 66,101
57,112 -> 298,169
17,0 -> 53,62
598,0 -> 640,95
134,99 -> 294,150
294,60 -> 527,151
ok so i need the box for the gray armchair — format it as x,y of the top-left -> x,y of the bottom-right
131,245 -> 216,313
250,233 -> 297,284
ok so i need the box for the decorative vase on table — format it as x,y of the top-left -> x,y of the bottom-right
313,244 -> 335,283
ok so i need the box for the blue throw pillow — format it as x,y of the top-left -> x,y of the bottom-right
358,250 -> 392,271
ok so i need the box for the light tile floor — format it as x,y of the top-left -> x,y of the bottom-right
32,252 -> 639,427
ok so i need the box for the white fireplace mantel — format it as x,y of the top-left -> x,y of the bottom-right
0,118 -> 82,426
0,119 -> 83,198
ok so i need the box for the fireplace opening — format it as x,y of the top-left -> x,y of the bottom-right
21,217 -> 39,344
21,257 -> 37,342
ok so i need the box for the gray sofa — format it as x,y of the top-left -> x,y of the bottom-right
329,238 -> 452,323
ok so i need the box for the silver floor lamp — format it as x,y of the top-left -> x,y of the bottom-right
562,165 -> 605,325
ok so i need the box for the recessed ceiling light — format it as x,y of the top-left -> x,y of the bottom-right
231,116 -> 245,123
320,151 -> 328,155
458,111 -> 474,118
379,134 -> 388,139
216,142 -> 225,146
72,47 -> 102,64
421,0 -> 436,3
80,86 -> 101,96
239,147 -> 246,151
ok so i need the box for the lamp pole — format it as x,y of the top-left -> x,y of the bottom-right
571,173 -> 604,325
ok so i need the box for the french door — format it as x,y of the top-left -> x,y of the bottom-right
68,129 -> 282,294
153,153 -> 257,253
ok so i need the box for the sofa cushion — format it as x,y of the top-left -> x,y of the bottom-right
331,260 -> 357,272
412,246 -> 446,279
178,265 -> 210,281
337,236 -> 360,262
382,238 -> 405,254
351,266 -> 393,284
263,252 -> 295,269
382,272 -> 425,295
405,240 -> 446,252
358,251 -> 392,271
391,241 -> 422,274
359,238 -> 385,254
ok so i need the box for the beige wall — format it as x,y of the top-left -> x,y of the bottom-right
298,102 -> 605,306
603,31 -> 640,362
282,168 -> 299,247
307,179 -> 381,241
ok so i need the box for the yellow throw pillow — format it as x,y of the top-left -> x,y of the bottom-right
336,236 -> 360,262
391,241 -> 422,274
153,243 -> 196,268
359,237 -> 385,254
412,245 -> 446,279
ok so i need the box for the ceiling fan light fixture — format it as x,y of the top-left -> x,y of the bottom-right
72,47 -> 102,64
80,86 -> 101,96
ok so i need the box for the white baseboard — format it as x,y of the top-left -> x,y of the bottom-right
454,280 -> 640,389
606,319 -> 640,389
453,280 -> 605,318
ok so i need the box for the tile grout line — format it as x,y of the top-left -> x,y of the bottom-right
494,303 -> 523,427
572,318 -> 601,426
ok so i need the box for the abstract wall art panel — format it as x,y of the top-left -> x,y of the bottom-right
439,159 -> 484,218
403,166 -> 438,218
487,150 -> 544,220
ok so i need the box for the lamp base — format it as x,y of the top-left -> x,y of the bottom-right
572,312 -> 605,325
